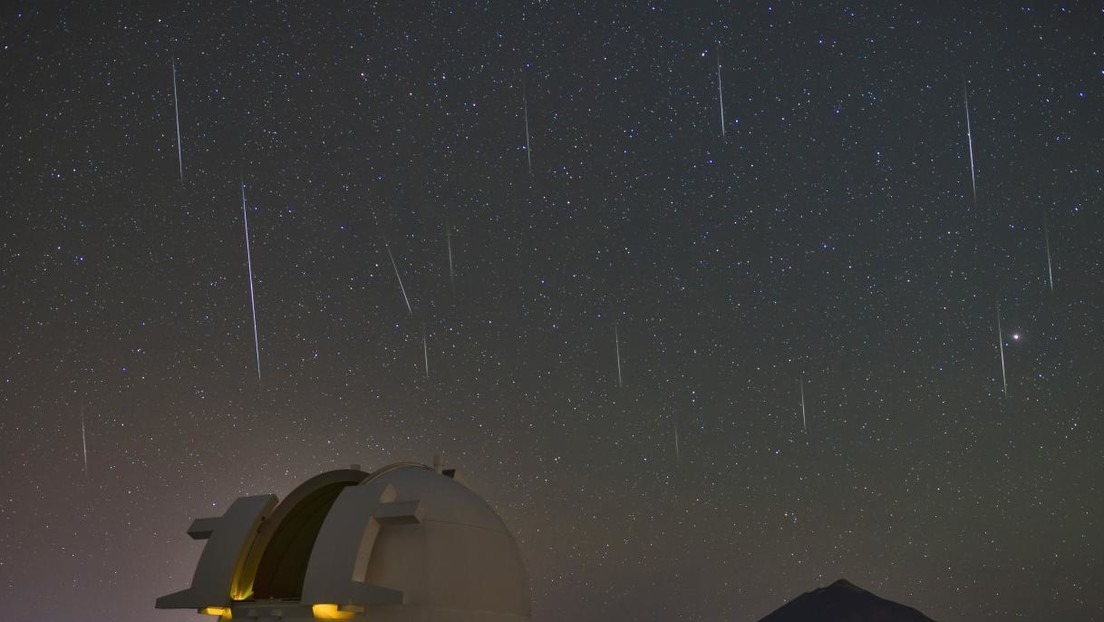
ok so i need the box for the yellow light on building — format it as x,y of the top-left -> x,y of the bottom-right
311,603 -> 356,620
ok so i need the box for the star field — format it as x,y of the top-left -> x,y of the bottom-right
1,2 -> 1102,621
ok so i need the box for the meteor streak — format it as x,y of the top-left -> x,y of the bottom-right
716,44 -> 725,138
422,324 -> 429,379
674,415 -> 680,467
963,81 -> 977,207
172,58 -> 183,182
614,322 -> 623,387
445,219 -> 455,287
997,303 -> 1008,398
386,243 -> 413,315
1044,213 -> 1055,291
799,379 -> 807,432
80,407 -> 88,479
522,76 -> 532,175
241,177 -> 262,381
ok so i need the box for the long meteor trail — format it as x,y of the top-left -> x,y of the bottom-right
1044,213 -> 1055,291
716,44 -> 725,138
80,407 -> 89,479
445,220 -> 455,288
799,378 -> 807,432
241,177 -> 262,381
674,415 -> 680,467
172,58 -> 183,182
422,324 -> 429,379
522,77 -> 532,175
964,81 -> 977,207
997,303 -> 1008,398
614,322 -> 623,387
386,243 -> 413,315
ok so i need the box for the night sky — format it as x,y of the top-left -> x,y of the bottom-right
1,2 -> 1102,621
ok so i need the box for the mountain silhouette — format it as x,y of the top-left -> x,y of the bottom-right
758,579 -> 938,622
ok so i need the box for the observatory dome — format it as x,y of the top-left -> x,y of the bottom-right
157,460 -> 531,622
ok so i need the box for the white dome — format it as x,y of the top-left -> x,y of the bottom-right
157,462 -> 531,622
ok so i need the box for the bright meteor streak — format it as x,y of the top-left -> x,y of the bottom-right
799,378 -> 807,432
422,324 -> 429,379
614,322 -> 623,387
522,77 -> 532,176
997,302 -> 1008,398
172,58 -> 183,183
716,44 -> 725,138
1044,212 -> 1055,292
673,415 -> 680,467
445,219 -> 455,288
241,177 -> 261,381
386,243 -> 413,315
964,81 -> 977,207
80,407 -> 89,479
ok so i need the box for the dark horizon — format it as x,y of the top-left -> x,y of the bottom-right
759,578 -> 938,622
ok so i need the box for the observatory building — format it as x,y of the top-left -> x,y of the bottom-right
157,459 -> 531,621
